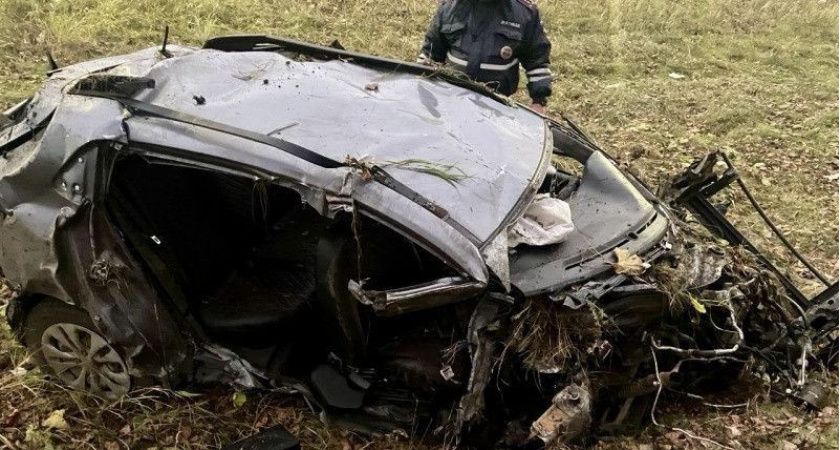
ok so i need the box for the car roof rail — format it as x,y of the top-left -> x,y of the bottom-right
202,34 -> 510,105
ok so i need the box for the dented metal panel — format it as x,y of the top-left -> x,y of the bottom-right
0,97 -> 125,298
132,49 -> 549,244
2,44 -> 548,299
122,119 -> 490,282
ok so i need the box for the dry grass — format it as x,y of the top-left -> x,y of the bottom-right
0,0 -> 838,448
506,298 -> 603,372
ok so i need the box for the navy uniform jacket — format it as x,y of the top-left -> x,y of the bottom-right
419,0 -> 553,104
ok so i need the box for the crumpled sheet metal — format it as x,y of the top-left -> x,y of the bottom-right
0,97 -> 126,298
0,46 -> 194,156
2,42 -> 549,295
133,48 -> 549,245
481,231 -> 511,290
0,46 -> 195,295
454,298 -> 500,435
195,343 -> 264,389
683,245 -> 727,289
127,115 -> 492,283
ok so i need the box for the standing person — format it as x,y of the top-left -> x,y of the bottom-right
418,0 -> 553,113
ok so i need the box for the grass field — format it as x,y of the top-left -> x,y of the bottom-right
0,0 -> 838,448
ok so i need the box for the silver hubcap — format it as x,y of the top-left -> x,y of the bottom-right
40,323 -> 130,397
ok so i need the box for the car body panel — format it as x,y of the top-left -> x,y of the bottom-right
122,121 -> 490,284
132,49 -> 548,244
2,44 -> 550,301
1,43 -> 549,383
0,97 -> 125,299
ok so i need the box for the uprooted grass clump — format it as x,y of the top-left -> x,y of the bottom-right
645,201 -> 807,314
505,297 -> 603,372
647,243 -> 727,313
647,209 -> 795,316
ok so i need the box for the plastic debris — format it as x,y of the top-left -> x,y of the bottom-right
508,194 -> 574,247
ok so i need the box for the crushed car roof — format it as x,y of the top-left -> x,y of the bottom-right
2,46 -> 551,245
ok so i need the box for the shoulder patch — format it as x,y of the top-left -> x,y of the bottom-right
514,0 -> 536,9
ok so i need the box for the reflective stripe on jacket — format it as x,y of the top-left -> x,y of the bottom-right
420,0 -> 553,102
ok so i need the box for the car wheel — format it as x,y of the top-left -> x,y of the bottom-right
22,298 -> 131,398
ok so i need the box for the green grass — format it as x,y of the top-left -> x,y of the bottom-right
0,0 -> 838,448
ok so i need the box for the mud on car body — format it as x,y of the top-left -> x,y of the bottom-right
1,35 -> 837,448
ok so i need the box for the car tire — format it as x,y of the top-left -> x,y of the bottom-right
21,298 -> 132,398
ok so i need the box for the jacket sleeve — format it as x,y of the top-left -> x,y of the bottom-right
418,4 -> 449,64
520,10 -> 553,103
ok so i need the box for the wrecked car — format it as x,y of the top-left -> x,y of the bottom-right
1,35 -> 837,448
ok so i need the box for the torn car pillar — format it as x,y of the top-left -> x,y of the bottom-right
454,297 -> 503,438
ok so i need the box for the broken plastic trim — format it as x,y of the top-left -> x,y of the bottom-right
348,276 -> 485,316
67,74 -> 156,99
2,97 -> 31,118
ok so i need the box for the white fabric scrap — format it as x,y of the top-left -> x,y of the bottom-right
508,194 -> 574,247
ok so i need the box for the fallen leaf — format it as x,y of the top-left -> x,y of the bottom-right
42,409 -> 68,430
726,424 -> 742,437
232,391 -> 247,408
613,248 -> 646,276
690,297 -> 707,314
782,441 -> 797,450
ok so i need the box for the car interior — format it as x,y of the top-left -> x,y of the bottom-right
103,151 -> 459,376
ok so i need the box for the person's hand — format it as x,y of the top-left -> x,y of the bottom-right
530,102 -> 546,114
